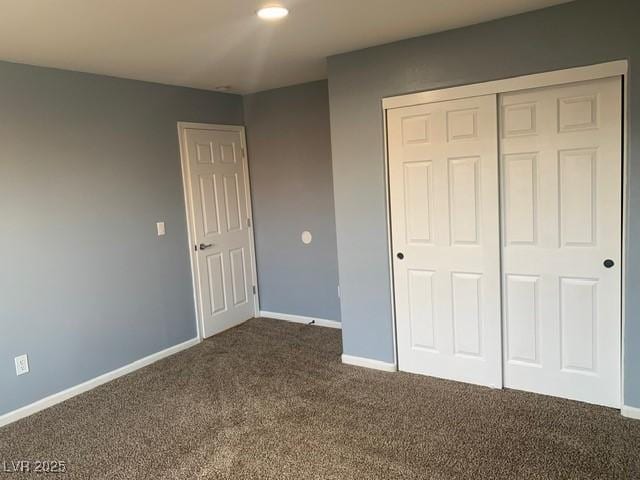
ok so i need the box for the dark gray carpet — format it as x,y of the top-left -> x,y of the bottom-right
1,318 -> 639,479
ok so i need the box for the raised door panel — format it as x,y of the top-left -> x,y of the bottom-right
558,94 -> 598,132
198,174 -> 221,237
206,252 -> 227,315
402,114 -> 431,145
404,162 -> 433,244
560,278 -> 597,373
447,108 -> 478,142
448,156 -> 480,245
504,153 -> 537,245
220,142 -> 238,164
196,142 -> 214,164
223,173 -> 243,232
505,275 -> 539,365
230,247 -> 248,307
502,102 -> 537,138
408,270 -> 436,351
451,273 -> 482,358
559,148 -> 597,247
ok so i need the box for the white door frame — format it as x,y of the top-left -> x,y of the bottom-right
382,60 -> 629,410
177,122 -> 260,340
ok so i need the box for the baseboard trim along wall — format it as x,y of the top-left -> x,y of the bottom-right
0,337 -> 200,428
259,311 -> 342,329
341,354 -> 397,372
622,405 -> 640,420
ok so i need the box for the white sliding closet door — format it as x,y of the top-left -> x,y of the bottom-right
388,95 -> 502,388
500,77 -> 622,407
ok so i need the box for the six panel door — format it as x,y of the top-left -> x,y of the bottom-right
388,94 -> 502,388
499,77 -> 622,407
184,128 -> 256,338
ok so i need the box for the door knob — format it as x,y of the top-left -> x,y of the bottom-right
199,243 -> 213,250
397,252 -> 404,260
603,259 -> 615,268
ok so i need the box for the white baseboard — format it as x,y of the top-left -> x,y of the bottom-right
341,354 -> 397,372
0,337 -> 200,428
622,405 -> 640,420
259,311 -> 341,329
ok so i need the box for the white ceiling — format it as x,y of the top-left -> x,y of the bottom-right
0,0 -> 571,94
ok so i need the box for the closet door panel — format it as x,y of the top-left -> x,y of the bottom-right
388,95 -> 502,388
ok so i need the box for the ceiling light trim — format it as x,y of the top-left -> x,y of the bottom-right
256,5 -> 289,20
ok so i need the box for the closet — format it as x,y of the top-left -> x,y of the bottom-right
387,73 -> 622,407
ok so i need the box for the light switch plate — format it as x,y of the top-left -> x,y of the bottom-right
156,222 -> 166,236
15,354 -> 29,376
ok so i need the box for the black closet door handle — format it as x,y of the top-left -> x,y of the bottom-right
603,259 -> 615,268
397,252 -> 404,260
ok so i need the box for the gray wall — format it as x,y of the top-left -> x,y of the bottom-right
327,0 -> 640,406
0,61 -> 243,415
244,81 -> 340,321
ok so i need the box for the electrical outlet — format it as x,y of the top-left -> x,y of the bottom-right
15,354 -> 29,376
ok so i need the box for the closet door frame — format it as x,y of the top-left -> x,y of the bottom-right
382,60 -> 628,411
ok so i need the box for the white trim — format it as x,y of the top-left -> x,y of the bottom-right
177,122 -> 261,341
622,405 -> 640,420
177,124 -> 204,340
383,61 -> 629,410
383,61 -> 628,110
621,73 -> 629,410
0,337 -> 199,428
341,354 -> 397,372
260,311 -> 341,329
382,108 -> 399,369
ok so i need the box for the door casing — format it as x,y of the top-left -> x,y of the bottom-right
177,122 -> 260,340
382,60 -> 629,411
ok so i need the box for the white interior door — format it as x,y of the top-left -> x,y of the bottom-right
500,77 -> 622,407
182,126 -> 256,338
388,95 -> 502,388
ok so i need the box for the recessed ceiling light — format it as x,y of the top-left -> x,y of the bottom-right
257,5 -> 289,20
